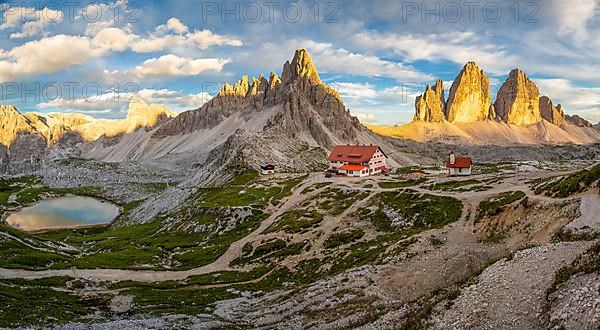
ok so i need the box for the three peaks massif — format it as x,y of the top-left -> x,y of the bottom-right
370,61 -> 599,144
0,49 -> 598,173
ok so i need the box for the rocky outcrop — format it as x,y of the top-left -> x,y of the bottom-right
566,114 -> 594,128
495,69 -> 542,126
122,98 -> 177,133
154,49 -> 364,149
281,48 -> 322,85
0,99 -> 176,171
0,106 -> 43,148
446,62 -> 492,123
414,80 -> 445,123
539,96 -> 566,127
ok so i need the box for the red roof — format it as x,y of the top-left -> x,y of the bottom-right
339,164 -> 366,171
447,157 -> 472,169
328,145 -> 387,163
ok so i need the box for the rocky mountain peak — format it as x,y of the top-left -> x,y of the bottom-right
127,97 -> 176,119
539,96 -> 566,127
414,80 -> 445,123
249,75 -> 269,96
495,68 -> 542,126
218,76 -> 248,97
281,48 -> 322,85
269,72 -> 281,90
445,61 -> 492,123
0,105 -> 20,116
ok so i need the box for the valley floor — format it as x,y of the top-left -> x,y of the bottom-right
0,159 -> 598,329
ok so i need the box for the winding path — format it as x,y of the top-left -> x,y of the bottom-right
0,173 -> 324,282
0,173 -> 582,283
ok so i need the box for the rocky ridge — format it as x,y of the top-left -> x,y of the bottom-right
154,49 -> 365,150
0,100 -> 176,172
539,96 -> 566,127
413,63 -> 594,129
414,80 -> 446,123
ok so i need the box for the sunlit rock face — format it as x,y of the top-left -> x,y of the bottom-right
540,96 -> 566,127
414,80 -> 446,123
495,69 -> 542,126
446,62 -> 492,123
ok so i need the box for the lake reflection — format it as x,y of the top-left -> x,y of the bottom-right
5,196 -> 120,232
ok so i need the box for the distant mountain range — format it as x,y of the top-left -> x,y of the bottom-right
0,50 -> 598,174
0,49 -> 426,174
369,62 -> 600,145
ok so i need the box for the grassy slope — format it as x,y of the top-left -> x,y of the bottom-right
533,163 -> 600,197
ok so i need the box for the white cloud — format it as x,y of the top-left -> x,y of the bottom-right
351,31 -> 518,75
0,6 -> 63,39
131,27 -> 243,53
129,54 -> 230,78
259,40 -> 433,82
334,81 -> 422,125
102,55 -> 230,80
0,34 -> 104,81
161,18 -> 188,34
333,82 -> 378,99
92,27 -> 137,52
38,91 -> 130,113
137,89 -> 210,108
39,88 -> 209,114
551,0 -> 597,41
83,17 -> 243,53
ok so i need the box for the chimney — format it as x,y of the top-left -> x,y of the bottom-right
449,151 -> 456,165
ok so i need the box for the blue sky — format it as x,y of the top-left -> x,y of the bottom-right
0,0 -> 599,125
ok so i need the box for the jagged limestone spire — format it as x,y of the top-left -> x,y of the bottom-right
414,80 -> 445,123
446,61 -> 492,123
281,49 -> 322,85
494,68 -> 542,126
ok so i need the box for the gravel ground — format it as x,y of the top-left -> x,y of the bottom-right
565,194 -> 600,235
548,272 -> 600,330
429,242 -> 594,330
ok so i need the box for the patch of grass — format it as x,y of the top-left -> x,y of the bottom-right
140,182 -> 172,193
196,174 -> 306,208
35,209 -> 267,271
425,179 -> 482,192
476,191 -> 526,221
473,162 -> 516,175
0,176 -> 44,205
429,235 -> 444,248
0,225 -> 71,270
534,163 -> 600,197
122,286 -> 236,315
264,210 -> 323,234
301,182 -> 330,194
395,166 -> 437,175
365,191 -> 463,233
0,278 -> 108,328
378,178 -> 427,189
229,169 -> 259,186
324,229 -> 365,249
316,188 -> 369,216
231,239 -> 305,266
271,174 -> 308,206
